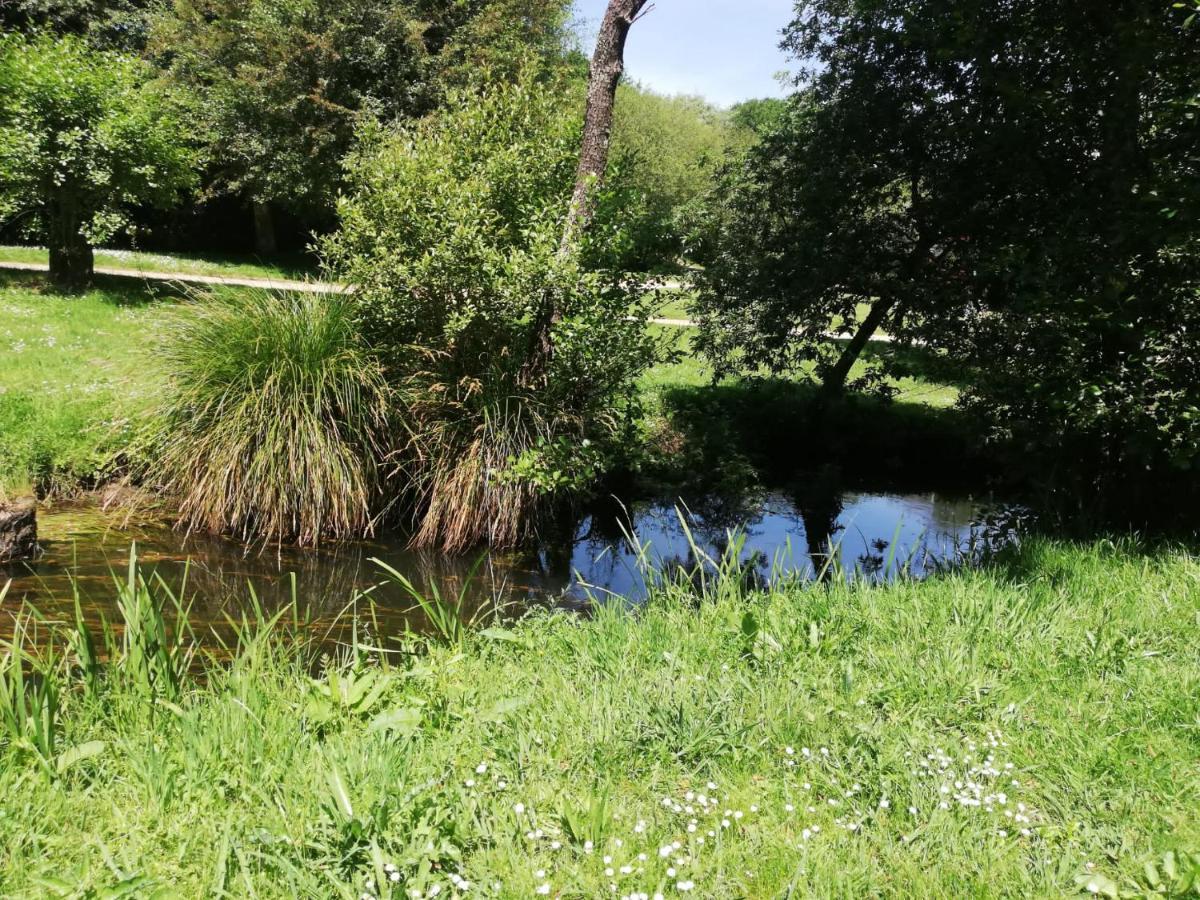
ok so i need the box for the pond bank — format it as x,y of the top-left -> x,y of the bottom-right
2,538 -> 1196,896
3,483 -> 1017,643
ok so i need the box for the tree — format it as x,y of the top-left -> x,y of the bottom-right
728,97 -> 786,137
526,0 -> 649,380
0,34 -> 196,290
696,0 -> 1200,495
148,0 -> 574,254
610,84 -> 731,269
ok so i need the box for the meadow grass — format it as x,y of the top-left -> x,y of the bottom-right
0,273 -> 167,494
0,244 -> 317,283
0,539 -> 1197,898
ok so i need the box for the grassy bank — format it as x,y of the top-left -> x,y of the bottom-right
1,540 -> 1197,897
0,274 -> 165,494
0,272 -> 962,496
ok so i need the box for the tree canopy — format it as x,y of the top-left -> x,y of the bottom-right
696,0 -> 1200,488
0,32 -> 196,289
146,0 -> 574,251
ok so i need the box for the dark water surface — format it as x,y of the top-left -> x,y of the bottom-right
1,489 -> 1015,639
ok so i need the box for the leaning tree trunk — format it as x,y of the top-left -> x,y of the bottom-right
525,0 -> 650,380
46,190 -> 94,293
252,200 -> 278,256
820,294 -> 897,396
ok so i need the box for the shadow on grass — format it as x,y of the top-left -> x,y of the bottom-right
645,376 -> 987,500
0,269 -> 227,306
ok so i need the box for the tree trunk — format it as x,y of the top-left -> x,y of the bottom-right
253,200 -> 278,256
525,0 -> 649,381
46,191 -> 94,293
820,295 -> 897,396
560,0 -> 650,253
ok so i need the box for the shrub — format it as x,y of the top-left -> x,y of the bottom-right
145,289 -> 392,546
324,79 -> 662,552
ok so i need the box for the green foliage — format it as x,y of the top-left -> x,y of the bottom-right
728,96 -> 787,137
147,0 -> 573,218
1,540 -> 1199,895
0,0 -> 152,51
609,83 -> 731,269
145,288 -> 393,545
324,79 -> 663,551
697,0 -> 1200,497
0,32 -> 196,286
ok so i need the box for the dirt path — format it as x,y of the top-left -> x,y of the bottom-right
0,260 -> 346,294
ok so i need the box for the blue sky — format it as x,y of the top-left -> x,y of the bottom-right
571,0 -> 797,107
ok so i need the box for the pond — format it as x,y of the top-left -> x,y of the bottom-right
1,487 -> 1019,640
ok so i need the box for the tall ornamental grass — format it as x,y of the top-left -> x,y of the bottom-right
147,288 -> 392,545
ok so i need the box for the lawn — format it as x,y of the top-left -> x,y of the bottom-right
0,244 -> 318,283
0,273 -> 961,495
1,539 -> 1197,897
0,273 -> 168,495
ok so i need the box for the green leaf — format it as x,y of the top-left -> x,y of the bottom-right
479,696 -> 529,723
369,706 -> 422,736
479,627 -> 525,645
55,740 -> 105,775
326,764 -> 354,820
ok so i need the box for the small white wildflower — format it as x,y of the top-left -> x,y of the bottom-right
514,803 -> 525,814
535,884 -> 551,896
676,881 -> 694,892
476,763 -> 488,774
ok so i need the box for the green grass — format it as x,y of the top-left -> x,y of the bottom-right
1,539 -> 1197,897
0,273 -> 167,494
0,274 -> 962,497
0,244 -> 318,282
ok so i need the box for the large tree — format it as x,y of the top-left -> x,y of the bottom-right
0,33 -> 196,290
148,0 -> 573,254
697,0 -> 1200,488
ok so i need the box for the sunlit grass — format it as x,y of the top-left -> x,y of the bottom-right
0,244 -> 317,282
0,274 -> 165,494
0,539 -> 1196,896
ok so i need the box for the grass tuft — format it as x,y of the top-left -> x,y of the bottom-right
144,288 -> 393,545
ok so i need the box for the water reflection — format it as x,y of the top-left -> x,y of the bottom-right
1,487 -> 1015,638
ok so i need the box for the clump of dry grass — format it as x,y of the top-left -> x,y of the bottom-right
146,288 -> 392,546
393,364 -> 567,554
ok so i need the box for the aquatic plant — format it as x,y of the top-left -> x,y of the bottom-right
146,287 -> 393,545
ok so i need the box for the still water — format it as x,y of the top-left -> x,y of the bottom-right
1,489 -> 1014,636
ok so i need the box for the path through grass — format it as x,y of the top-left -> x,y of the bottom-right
0,244 -> 317,283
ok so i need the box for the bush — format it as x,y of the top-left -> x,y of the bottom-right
145,289 -> 392,545
323,79 -> 662,552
